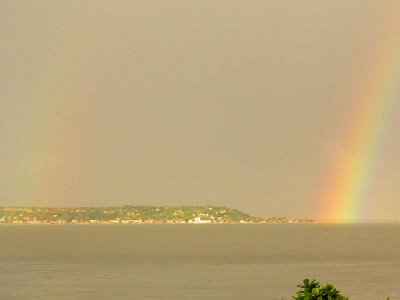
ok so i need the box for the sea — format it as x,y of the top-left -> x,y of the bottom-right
0,224 -> 399,299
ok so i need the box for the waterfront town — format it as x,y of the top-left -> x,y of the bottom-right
0,205 -> 314,224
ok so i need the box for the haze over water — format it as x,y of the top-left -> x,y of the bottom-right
1,224 -> 399,299
2,1 -> 400,297
2,1 -> 400,222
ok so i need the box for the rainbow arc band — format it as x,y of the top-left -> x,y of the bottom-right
318,34 -> 399,222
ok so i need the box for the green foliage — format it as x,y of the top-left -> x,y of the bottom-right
293,279 -> 348,300
0,205 -> 263,224
0,206 -> 314,224
291,279 -> 390,300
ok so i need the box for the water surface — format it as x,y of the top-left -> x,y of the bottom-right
0,224 -> 399,299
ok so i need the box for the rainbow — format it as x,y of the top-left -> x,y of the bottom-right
317,33 -> 400,222
10,58 -> 82,206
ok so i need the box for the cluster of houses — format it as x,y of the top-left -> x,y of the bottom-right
0,216 -> 245,224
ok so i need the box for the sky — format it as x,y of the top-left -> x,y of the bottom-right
1,1 -> 399,222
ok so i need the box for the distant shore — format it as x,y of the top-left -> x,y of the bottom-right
0,205 -> 314,225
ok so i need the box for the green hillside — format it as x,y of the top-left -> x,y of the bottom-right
0,205 -> 313,224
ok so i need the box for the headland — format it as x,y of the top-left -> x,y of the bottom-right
0,205 -> 314,224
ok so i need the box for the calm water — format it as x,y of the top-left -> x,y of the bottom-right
0,224 -> 399,299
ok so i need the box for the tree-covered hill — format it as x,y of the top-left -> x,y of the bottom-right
0,205 -> 313,224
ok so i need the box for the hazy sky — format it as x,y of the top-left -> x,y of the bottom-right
1,1 -> 399,221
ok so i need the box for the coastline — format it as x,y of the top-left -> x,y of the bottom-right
0,205 -> 314,225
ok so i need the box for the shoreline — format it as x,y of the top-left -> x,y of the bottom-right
0,221 -> 315,225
